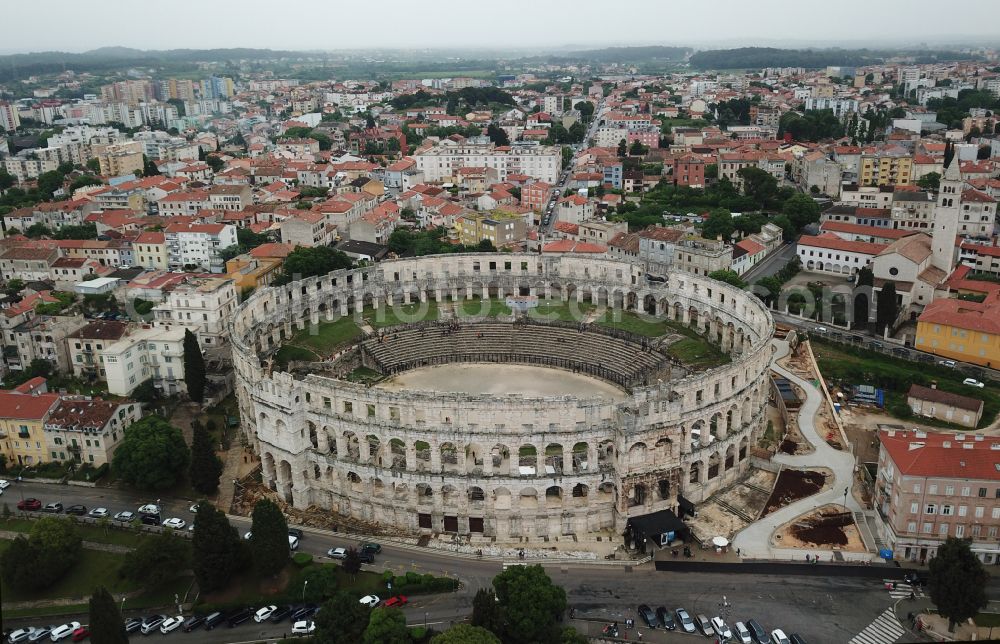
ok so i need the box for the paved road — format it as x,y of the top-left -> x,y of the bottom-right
541,99 -> 605,233
745,241 -> 796,282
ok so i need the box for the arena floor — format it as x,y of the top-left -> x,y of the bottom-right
374,362 -> 628,400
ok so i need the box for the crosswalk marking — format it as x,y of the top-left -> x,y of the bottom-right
849,608 -> 906,644
881,579 -> 925,599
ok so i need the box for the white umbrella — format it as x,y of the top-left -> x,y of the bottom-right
712,536 -> 729,548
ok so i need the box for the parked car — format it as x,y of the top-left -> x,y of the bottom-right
42,502 -> 64,513
288,528 -> 304,539
87,507 -> 109,518
358,551 -> 375,564
747,619 -> 768,644
939,360 -> 957,368
70,628 -> 88,643
17,498 -> 41,511
161,517 -> 186,530
188,503 -> 201,513
254,606 -> 278,623
359,595 -> 381,608
269,606 -> 293,623
327,547 -> 347,559
789,635 -> 808,644
0,479 -> 10,489
675,608 -> 696,634
288,535 -> 299,550
656,607 -> 675,630
159,616 -> 183,634
359,542 -> 381,554
140,514 -> 160,526
963,378 -> 985,388
771,629 -> 791,644
202,612 -> 225,631
137,504 -> 160,515
65,505 -> 86,516
27,627 -> 52,642
49,622 -> 81,642
140,615 -> 166,635
383,595 -> 408,608
290,605 -> 318,622
711,617 -> 733,641
123,618 -> 142,634
291,620 -> 315,635
113,511 -> 135,522
7,628 -> 37,643
734,621 -> 753,644
637,604 -> 659,629
695,614 -> 715,637
226,607 -> 253,627
181,615 -> 206,632
904,571 -> 928,587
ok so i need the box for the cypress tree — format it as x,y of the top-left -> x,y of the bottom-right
88,586 -> 128,644
192,503 -> 244,593
189,420 -> 223,495
183,328 -> 206,403
249,498 -> 289,577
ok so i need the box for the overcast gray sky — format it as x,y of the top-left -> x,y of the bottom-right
4,0 -> 1000,53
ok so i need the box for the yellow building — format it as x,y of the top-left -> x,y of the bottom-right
860,153 -> 913,187
134,231 -> 169,270
0,388 -> 60,467
225,242 -> 292,292
915,292 -> 1000,367
96,142 -> 144,177
454,210 -> 526,248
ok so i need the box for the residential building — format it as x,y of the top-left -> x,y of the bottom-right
280,211 -> 337,248
671,155 -> 706,188
95,141 -> 144,177
152,276 -> 237,347
0,388 -> 60,467
0,247 -> 61,281
454,210 -> 527,248
915,291 -> 1000,367
860,152 -> 913,187
163,222 -> 237,272
44,397 -> 142,466
873,428 -> 1000,564
66,320 -> 129,382
102,326 -> 187,396
207,184 -> 252,211
226,242 -> 292,292
520,181 -> 553,212
555,195 -> 594,226
413,137 -> 560,184
797,234 -> 885,275
907,384 -> 984,429
133,231 -> 169,270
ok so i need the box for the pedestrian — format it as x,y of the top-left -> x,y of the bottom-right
637,631 -> 642,640
805,554 -> 810,563
736,547 -> 741,557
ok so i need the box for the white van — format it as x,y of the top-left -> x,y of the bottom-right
771,628 -> 791,644
711,617 -> 733,640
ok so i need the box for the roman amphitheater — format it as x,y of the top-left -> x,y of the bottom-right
230,253 -> 774,542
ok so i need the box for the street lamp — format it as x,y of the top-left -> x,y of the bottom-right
303,580 -> 309,602
843,487 -> 849,512
424,612 -> 428,628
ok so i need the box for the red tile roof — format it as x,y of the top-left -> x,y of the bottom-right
0,391 -> 60,420
797,234 -> 887,255
919,291 -> 1000,334
879,429 -> 999,480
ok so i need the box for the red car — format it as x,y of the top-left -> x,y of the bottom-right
383,595 -> 408,608
17,498 -> 41,511
71,627 -> 89,642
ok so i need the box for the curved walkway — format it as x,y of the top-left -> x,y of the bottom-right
733,339 -> 873,561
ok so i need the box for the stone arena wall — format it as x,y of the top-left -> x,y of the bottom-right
229,253 -> 775,540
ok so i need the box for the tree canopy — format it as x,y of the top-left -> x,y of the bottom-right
88,586 -> 128,644
362,608 -> 409,644
249,498 -> 289,577
192,503 -> 245,593
314,591 -> 372,644
183,328 -> 206,403
111,416 -> 190,490
122,531 -> 192,587
431,624 -> 501,644
778,109 -> 845,141
189,420 -> 222,495
917,172 -> 941,191
708,269 -> 748,289
928,537 -> 989,630
275,246 -> 353,285
493,564 -> 567,644
1,517 -> 82,591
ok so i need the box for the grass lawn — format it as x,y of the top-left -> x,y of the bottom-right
274,344 -> 319,370
976,613 -> 1000,627
667,338 -> 730,369
593,310 -> 668,337
455,297 -> 511,319
0,518 -> 148,548
364,301 -> 440,328
345,366 -> 382,384
289,317 -> 362,353
811,337 -> 999,429
528,300 -> 596,323
0,539 -> 141,603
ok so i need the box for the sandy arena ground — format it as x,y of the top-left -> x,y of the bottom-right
375,362 -> 629,400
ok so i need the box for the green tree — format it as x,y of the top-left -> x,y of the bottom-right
568,121 -> 585,143
341,546 -> 362,577
853,268 -> 873,329
205,155 -> 224,173
88,586 -> 128,644
112,416 -> 190,490
929,537 -> 989,631
560,627 -> 589,644
737,166 -> 778,208
189,420 -> 222,494
876,282 -> 898,332
493,564 -> 567,644
363,608 -> 409,644
314,591 -> 371,644
275,246 -> 353,285
857,266 -> 874,287
183,329 -> 206,403
142,155 -> 160,176
781,192 -> 822,231
36,170 -> 65,199
69,175 -> 103,192
704,163 -> 718,180
617,139 -> 627,158
708,269 -> 747,289
295,565 -> 339,603
701,209 -> 734,240
917,172 -> 941,191
1,517 -> 82,591
53,223 -> 97,240
629,139 -> 647,156
431,624 -> 501,644
577,101 -> 595,121
25,223 -> 53,238
471,588 -> 502,634
0,168 -> 17,191
122,531 -> 191,587
192,503 -> 244,593
486,123 -> 509,146
249,498 -> 289,577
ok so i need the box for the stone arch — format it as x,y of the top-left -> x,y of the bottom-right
469,485 -> 486,503
372,478 -> 385,497
708,452 -> 721,479
519,487 -> 539,510
689,461 -> 701,484
416,482 -> 433,505
597,440 -> 615,468
739,437 -> 749,461
725,444 -> 736,470
342,431 -> 360,460
572,442 -> 589,473
494,487 -> 512,511
366,434 -> 380,462
545,442 -> 563,474
393,482 -> 409,501
389,438 -> 406,468
627,441 -> 648,468
441,484 -> 459,506
415,439 -> 431,470
630,482 -> 647,506
657,477 -> 671,500
440,441 -> 459,473
346,471 -> 363,493
597,482 -> 615,501
545,485 -> 563,507
323,426 -> 337,455
643,293 -> 657,315
690,419 -> 706,448
262,452 -> 275,480
313,463 -> 321,480
572,483 -> 589,498
709,412 -> 722,440
490,443 -> 511,474
518,444 -> 538,475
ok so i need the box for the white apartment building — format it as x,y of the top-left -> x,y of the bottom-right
803,97 -> 860,116
44,397 -> 142,466
103,326 -> 187,396
152,276 -> 237,347
163,222 -> 237,273
413,137 -> 560,184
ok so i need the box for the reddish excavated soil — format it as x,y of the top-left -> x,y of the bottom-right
762,469 -> 826,517
791,511 -> 852,546
779,439 -> 798,455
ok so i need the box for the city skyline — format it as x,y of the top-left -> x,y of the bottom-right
3,0 -> 1000,54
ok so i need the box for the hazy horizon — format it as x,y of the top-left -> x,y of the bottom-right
2,0 -> 999,55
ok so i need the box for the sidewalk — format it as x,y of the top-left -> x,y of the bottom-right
732,339 -> 872,562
